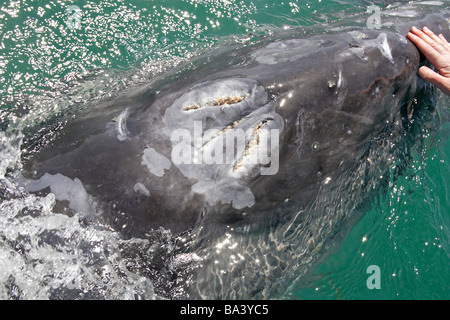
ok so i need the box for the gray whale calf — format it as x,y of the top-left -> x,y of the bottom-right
22,3 -> 450,298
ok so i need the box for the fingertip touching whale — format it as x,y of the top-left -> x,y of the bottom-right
21,2 -> 449,298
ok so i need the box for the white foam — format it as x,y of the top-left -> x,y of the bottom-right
0,191 -> 156,299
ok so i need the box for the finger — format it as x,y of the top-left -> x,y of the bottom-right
438,34 -> 450,47
418,66 -> 450,95
408,27 -> 438,52
418,66 -> 438,81
411,26 -> 446,54
422,27 -> 445,46
407,31 -> 441,63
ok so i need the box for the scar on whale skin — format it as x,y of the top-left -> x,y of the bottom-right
113,108 -> 130,141
133,182 -> 150,197
141,147 -> 172,177
24,173 -> 99,220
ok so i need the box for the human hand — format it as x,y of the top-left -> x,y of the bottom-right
407,26 -> 450,96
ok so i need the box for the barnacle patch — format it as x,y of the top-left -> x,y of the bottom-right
182,94 -> 249,111
233,120 -> 270,172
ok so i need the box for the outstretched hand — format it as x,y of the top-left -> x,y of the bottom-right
407,26 -> 450,96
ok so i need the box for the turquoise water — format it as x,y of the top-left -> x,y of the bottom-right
296,105 -> 450,299
0,0 -> 449,299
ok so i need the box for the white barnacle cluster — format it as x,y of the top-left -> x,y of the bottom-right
232,120 -> 266,172
182,94 -> 249,111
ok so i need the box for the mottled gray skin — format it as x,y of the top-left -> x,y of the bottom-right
24,29 -> 413,235
23,4 -> 449,298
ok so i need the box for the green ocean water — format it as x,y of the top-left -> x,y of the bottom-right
296,108 -> 450,299
0,0 -> 449,299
